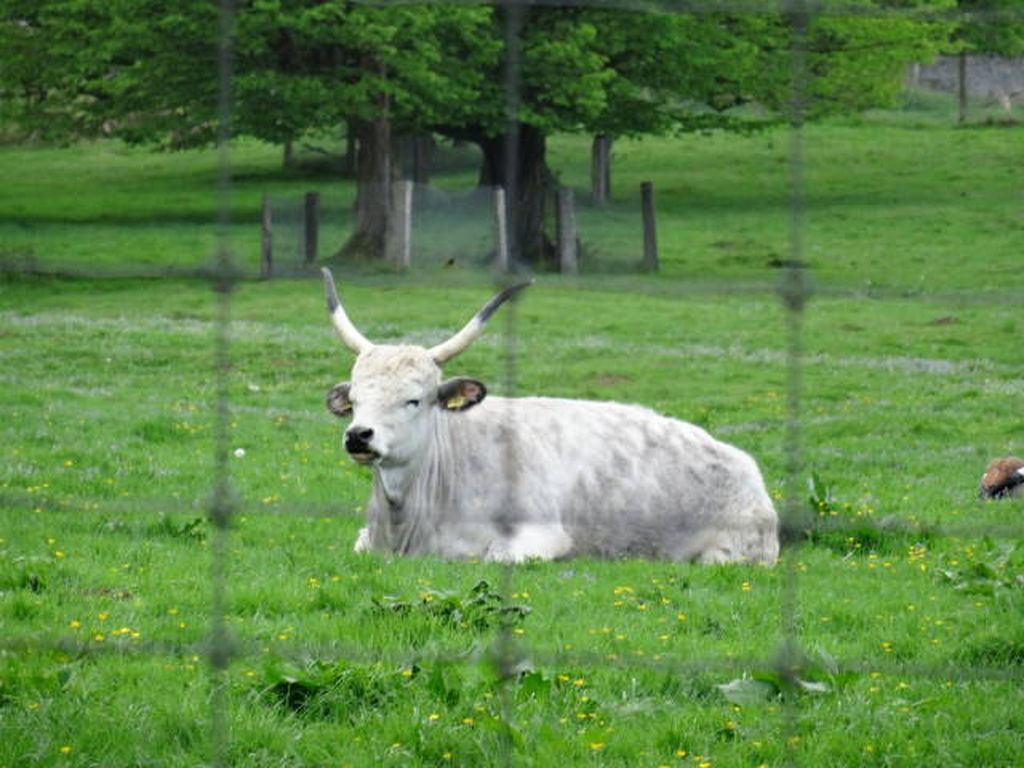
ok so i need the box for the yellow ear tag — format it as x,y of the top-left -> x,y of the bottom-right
446,395 -> 466,410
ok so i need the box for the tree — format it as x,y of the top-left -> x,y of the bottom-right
0,0 -> 139,142
231,3 -> 499,259
443,7 -> 618,265
951,0 -> 1024,121
793,5 -> 954,119
1,0 -> 498,260
1,0 -> 957,265
438,8 -> 778,265
580,11 -> 770,208
452,3 -> 953,265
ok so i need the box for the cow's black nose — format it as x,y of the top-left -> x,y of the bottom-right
345,426 -> 374,453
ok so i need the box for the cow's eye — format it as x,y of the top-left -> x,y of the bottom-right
405,399 -> 420,408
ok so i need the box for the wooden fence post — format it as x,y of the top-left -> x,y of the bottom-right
391,179 -> 413,268
260,193 -> 273,279
641,181 -> 659,272
591,135 -> 612,206
557,186 -> 578,274
303,191 -> 319,265
493,186 -> 509,272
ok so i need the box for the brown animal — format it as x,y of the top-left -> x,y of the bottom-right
979,457 -> 1024,499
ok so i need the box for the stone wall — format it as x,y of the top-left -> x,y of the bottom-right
909,55 -> 1024,107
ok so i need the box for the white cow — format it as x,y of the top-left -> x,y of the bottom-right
321,268 -> 779,564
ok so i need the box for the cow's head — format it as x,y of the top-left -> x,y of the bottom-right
321,268 -> 528,467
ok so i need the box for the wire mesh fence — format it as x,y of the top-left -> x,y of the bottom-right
1,0 -> 1023,765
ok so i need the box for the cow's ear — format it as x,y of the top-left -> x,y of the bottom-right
326,382 -> 353,418
437,377 -> 486,412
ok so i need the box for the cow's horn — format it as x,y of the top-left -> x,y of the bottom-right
429,280 -> 532,364
322,268 -> 373,354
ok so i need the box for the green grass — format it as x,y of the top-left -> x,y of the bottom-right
2,96 -> 1023,767
2,94 -> 1022,293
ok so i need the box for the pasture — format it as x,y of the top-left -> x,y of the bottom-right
2,101 -> 1023,766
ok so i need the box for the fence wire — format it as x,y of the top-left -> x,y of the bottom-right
2,0 -> 1023,766
209,1 -> 238,766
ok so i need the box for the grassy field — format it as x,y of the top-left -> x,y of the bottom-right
2,87 -> 1022,294
2,93 -> 1023,767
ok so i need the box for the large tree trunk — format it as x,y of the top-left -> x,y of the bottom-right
475,122 -> 555,267
407,135 -> 434,186
339,114 -> 391,260
591,134 -> 612,206
342,118 -> 358,176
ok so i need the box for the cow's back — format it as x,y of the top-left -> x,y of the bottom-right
453,396 -> 778,563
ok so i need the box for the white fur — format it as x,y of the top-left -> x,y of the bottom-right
353,526 -> 371,553
484,523 -> 574,563
334,345 -> 778,564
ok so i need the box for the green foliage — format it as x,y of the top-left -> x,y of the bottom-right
804,472 -> 940,556
955,0 -> 1024,55
149,514 -> 208,542
0,1 -> 500,148
232,3 -> 500,142
0,0 -> 130,141
937,539 -> 1024,595
520,14 -> 613,130
736,0 -> 956,121
1,1 -> 969,147
261,658 -> 408,720
371,580 -> 531,634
